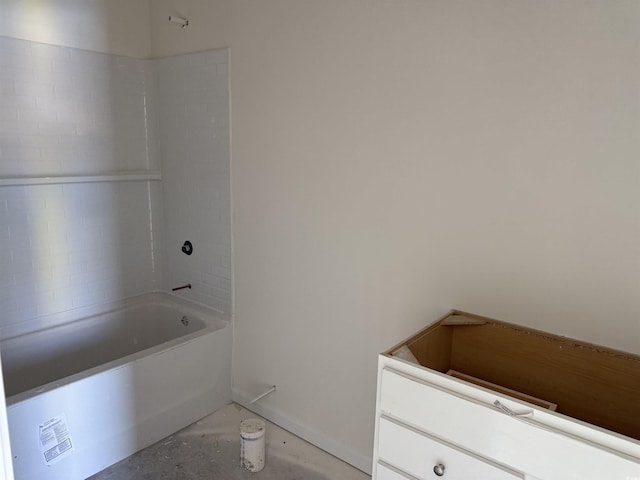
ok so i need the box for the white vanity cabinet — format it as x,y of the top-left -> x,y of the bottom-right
372,311 -> 640,480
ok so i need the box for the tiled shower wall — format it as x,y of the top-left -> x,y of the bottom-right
0,36 -> 231,338
154,50 -> 231,316
0,36 -> 156,175
0,182 -> 162,337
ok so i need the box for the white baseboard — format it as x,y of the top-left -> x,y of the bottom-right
232,388 -> 372,475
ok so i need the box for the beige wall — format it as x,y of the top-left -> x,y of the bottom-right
11,0 -> 638,472
0,0 -> 151,57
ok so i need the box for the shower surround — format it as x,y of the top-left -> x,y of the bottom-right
0,35 -> 232,336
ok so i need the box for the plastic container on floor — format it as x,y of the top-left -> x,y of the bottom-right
240,418 -> 266,472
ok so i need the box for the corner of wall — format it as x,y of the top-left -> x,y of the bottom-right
232,387 -> 373,475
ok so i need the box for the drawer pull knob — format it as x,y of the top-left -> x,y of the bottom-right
433,463 -> 445,476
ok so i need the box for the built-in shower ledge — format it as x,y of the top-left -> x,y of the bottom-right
0,170 -> 162,187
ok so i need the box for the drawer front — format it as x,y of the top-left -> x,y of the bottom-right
376,462 -> 416,480
378,416 -> 522,480
379,367 -> 525,457
379,367 -> 640,480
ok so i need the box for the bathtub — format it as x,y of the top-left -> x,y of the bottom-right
1,291 -> 232,480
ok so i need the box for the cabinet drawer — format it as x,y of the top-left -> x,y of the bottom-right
376,462 -> 416,480
378,416 -> 522,480
378,367 -> 640,480
379,367 -> 528,447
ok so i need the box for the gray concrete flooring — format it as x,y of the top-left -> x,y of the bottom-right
88,403 -> 371,480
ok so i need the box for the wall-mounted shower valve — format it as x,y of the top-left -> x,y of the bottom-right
181,240 -> 193,255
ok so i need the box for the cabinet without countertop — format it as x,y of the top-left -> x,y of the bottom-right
372,310 -> 640,480
394,310 -> 640,439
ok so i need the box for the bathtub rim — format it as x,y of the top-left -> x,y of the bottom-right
4,290 -> 229,406
0,289 -> 226,342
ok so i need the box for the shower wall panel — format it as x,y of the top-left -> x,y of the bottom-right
0,36 -> 161,338
0,35 -> 231,335
0,182 -> 161,338
0,35 -> 156,176
153,49 -> 232,318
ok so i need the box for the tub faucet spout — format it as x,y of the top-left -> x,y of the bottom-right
172,283 -> 191,291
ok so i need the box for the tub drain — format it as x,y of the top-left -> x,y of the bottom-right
181,316 -> 189,326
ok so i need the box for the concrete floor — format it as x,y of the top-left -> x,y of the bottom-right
88,403 -> 371,480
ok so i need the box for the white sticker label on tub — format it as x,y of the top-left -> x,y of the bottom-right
39,414 -> 74,465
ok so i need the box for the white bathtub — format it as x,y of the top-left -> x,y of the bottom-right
1,292 -> 232,480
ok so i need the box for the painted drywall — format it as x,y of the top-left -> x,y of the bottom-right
0,0 -> 151,58
150,0 -> 640,472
